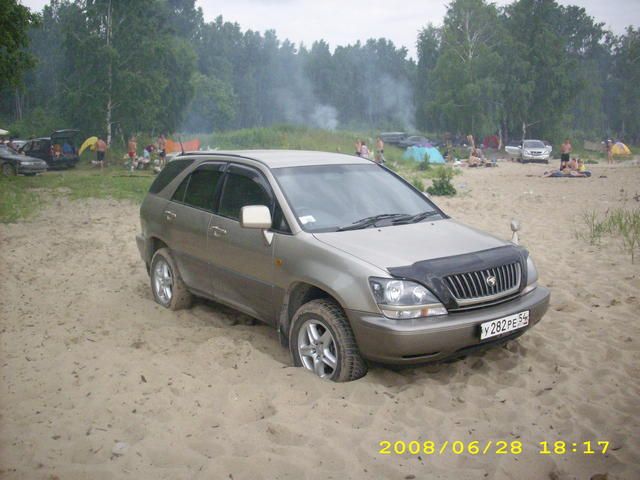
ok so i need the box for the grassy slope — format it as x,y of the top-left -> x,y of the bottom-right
0,168 -> 154,223
1,125 -> 451,223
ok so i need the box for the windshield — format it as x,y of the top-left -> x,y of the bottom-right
273,164 -> 441,232
524,140 -> 546,149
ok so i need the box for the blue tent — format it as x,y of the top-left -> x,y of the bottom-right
403,146 -> 445,164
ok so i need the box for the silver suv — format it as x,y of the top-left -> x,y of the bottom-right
136,150 -> 550,382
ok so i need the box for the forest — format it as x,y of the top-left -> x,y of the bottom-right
1,0 -> 639,146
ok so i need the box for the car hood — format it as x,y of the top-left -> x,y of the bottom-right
0,149 -> 43,163
313,219 -> 508,271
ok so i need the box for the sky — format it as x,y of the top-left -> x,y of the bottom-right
20,0 -> 640,60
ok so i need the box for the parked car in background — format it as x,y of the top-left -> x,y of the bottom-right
8,139 -> 27,151
398,135 -> 432,149
136,150 -> 549,382
0,144 -> 48,176
505,140 -> 552,163
379,132 -> 407,146
19,129 -> 80,169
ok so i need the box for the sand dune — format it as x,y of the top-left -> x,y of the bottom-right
1,162 -> 638,479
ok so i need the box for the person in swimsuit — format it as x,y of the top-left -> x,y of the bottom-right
560,138 -> 571,169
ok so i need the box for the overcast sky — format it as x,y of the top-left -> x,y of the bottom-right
20,0 -> 640,59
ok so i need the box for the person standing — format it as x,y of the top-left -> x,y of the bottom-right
157,134 -> 167,168
375,137 -> 385,164
360,140 -> 370,159
355,139 -> 362,157
560,138 -> 572,169
606,139 -> 613,164
128,135 -> 137,172
96,137 -> 107,170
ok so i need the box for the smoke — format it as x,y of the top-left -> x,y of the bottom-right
310,105 -> 338,130
273,62 -> 340,130
377,74 -> 415,132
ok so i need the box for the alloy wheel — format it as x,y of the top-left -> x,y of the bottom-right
153,258 -> 173,305
297,319 -> 338,379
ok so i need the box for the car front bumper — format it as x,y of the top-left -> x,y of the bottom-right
17,163 -> 47,174
346,286 -> 550,364
521,154 -> 551,162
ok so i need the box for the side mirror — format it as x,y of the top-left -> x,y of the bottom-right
240,205 -> 272,229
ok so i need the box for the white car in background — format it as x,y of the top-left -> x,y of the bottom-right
505,140 -> 552,163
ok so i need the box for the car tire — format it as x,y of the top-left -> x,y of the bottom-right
150,248 -> 192,310
290,298 -> 367,382
2,163 -> 16,176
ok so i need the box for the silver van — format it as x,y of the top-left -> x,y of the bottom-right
136,150 -> 550,381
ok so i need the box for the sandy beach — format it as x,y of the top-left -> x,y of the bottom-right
1,161 -> 639,480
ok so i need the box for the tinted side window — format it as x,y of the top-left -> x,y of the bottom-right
171,176 -> 189,203
182,164 -> 225,211
218,166 -> 273,220
148,159 -> 194,194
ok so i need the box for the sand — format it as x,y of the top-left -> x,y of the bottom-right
1,162 -> 639,480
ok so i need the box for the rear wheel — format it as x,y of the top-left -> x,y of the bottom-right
150,248 -> 192,310
2,163 -> 16,176
290,299 -> 367,382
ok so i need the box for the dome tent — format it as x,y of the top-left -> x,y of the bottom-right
403,146 -> 445,164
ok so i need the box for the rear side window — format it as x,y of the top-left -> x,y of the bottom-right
179,163 -> 225,211
148,159 -> 194,194
218,166 -> 273,220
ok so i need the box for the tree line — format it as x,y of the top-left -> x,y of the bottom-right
1,0 -> 638,145
416,0 -> 639,144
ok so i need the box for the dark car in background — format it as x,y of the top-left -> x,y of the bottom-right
0,144 -> 48,176
398,135 -> 432,149
379,132 -> 408,146
19,129 -> 80,169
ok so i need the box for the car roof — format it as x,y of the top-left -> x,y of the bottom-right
179,149 -> 374,169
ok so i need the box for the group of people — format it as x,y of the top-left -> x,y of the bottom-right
465,135 -> 496,167
563,137 -> 618,167
544,138 -> 590,177
126,134 -> 167,171
355,137 -> 385,164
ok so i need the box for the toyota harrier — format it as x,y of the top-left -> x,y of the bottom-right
136,150 -> 550,381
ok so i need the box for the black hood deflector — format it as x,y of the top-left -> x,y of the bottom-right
387,245 -> 528,309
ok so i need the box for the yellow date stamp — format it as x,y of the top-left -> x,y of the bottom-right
378,440 -> 610,456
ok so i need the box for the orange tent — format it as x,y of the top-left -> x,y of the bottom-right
166,138 -> 201,153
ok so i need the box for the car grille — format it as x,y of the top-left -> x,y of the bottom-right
445,262 -> 522,307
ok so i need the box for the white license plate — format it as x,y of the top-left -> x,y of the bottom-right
480,311 -> 529,340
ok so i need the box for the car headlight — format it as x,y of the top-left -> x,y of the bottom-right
522,256 -> 538,295
369,277 -> 447,319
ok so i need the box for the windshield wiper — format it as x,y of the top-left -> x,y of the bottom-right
391,210 -> 440,225
337,213 -> 411,231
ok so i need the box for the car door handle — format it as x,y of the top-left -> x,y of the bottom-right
209,225 -> 227,237
164,210 -> 177,221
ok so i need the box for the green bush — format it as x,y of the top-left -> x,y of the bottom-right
418,156 -> 431,171
426,166 -> 457,196
411,177 -> 425,192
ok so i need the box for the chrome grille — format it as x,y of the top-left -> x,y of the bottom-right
445,262 -> 522,307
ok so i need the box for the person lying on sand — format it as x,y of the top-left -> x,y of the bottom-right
543,167 -> 591,178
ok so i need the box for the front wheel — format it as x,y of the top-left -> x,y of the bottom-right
150,248 -> 192,310
290,299 -> 367,382
2,162 -> 16,176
